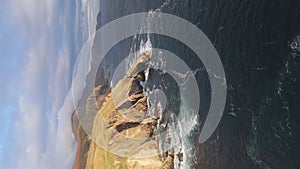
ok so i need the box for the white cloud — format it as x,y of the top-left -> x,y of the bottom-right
1,0 -> 79,169
10,0 -> 57,38
1,0 -> 101,168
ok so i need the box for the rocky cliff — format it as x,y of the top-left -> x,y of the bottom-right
72,52 -> 174,169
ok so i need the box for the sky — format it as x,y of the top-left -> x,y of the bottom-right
0,0 -> 99,168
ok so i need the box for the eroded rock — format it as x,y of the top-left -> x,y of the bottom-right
72,52 -> 176,169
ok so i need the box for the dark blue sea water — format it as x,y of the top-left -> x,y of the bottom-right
94,0 -> 300,168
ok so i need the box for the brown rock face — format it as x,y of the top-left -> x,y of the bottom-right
72,68 -> 111,169
162,151 -> 175,169
72,124 -> 90,169
72,52 -> 174,169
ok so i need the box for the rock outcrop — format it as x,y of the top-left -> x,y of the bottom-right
72,52 -> 174,169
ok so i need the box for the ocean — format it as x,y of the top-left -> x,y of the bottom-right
75,0 -> 300,168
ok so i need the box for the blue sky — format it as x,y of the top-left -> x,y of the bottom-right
0,0 -> 99,168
